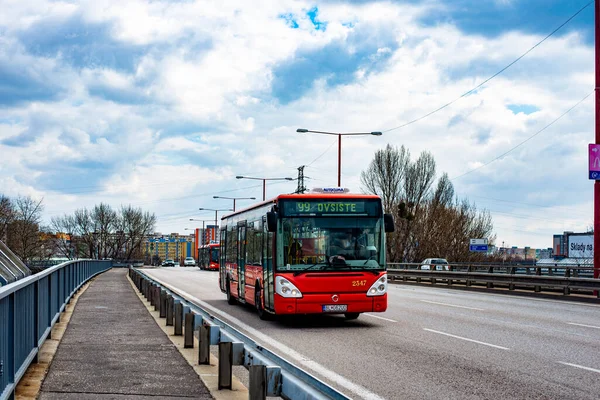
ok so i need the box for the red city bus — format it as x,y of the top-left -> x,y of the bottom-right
219,190 -> 394,320
199,243 -> 220,270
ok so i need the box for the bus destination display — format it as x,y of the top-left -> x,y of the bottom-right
281,199 -> 380,216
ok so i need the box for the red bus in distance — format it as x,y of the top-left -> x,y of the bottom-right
199,242 -> 220,271
219,191 -> 394,320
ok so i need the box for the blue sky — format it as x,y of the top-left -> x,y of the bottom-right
0,0 -> 595,249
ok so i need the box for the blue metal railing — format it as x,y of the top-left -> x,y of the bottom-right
0,260 -> 112,400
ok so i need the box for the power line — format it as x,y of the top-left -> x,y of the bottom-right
307,138 -> 337,166
382,0 -> 593,133
450,90 -> 593,181
463,194 -> 591,218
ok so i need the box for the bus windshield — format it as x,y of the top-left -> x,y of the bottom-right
280,216 -> 384,272
211,248 -> 219,263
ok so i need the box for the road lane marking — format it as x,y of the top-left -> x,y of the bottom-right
363,313 -> 397,322
420,300 -> 484,311
144,272 -> 386,400
567,322 -> 600,330
423,329 -> 509,350
559,362 -> 600,374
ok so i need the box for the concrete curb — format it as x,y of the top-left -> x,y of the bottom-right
126,274 -> 249,400
15,280 -> 94,400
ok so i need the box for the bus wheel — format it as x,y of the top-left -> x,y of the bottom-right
255,286 -> 271,320
344,312 -> 360,320
226,279 -> 236,305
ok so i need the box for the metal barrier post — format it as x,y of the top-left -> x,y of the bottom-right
160,290 -> 167,318
219,342 -> 233,390
249,364 -> 267,400
154,286 -> 160,311
174,302 -> 183,335
199,325 -> 211,365
166,295 -> 174,326
184,313 -> 194,348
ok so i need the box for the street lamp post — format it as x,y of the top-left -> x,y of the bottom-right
189,219 -> 214,246
197,208 -> 233,240
296,128 -> 382,187
213,195 -> 256,211
236,176 -> 294,201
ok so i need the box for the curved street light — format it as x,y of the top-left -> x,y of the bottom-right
296,128 -> 382,187
236,176 -> 294,201
213,195 -> 256,211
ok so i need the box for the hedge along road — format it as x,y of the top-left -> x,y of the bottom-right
142,267 -> 600,400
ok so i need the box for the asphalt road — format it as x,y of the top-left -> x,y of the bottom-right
143,267 -> 600,400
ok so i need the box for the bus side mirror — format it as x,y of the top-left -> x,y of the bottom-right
267,212 -> 278,232
384,213 -> 395,233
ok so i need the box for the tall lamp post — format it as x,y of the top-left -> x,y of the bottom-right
236,176 -> 294,201
189,219 -> 214,246
296,128 -> 382,187
213,195 -> 256,211
197,208 -> 232,241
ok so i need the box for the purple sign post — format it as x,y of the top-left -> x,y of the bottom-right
589,144 -> 600,179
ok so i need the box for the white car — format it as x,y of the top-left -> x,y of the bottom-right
420,258 -> 451,271
183,257 -> 196,267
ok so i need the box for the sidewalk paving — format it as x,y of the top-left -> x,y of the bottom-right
39,268 -> 213,399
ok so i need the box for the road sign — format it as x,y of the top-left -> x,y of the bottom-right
469,244 -> 488,252
470,238 -> 488,245
589,144 -> 600,179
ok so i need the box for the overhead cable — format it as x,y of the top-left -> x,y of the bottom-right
382,0 -> 593,133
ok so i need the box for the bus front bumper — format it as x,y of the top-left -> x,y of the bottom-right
274,293 -> 387,315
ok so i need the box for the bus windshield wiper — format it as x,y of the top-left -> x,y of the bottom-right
293,262 -> 327,276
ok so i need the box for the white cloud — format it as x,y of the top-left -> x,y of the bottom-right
0,0 -> 593,248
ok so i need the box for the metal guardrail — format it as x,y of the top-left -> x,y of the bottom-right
0,260 -> 112,400
130,268 -> 350,400
388,262 -> 596,277
387,267 -> 600,298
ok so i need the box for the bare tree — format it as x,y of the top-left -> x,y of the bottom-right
360,144 -> 410,212
73,208 -> 96,258
0,195 -> 14,242
6,196 -> 45,264
91,203 -> 117,259
404,151 -> 436,210
120,205 -> 156,260
361,144 -> 495,263
53,203 -> 156,261
50,214 -> 78,259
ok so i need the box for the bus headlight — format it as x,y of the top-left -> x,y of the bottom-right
367,274 -> 387,296
276,277 -> 303,298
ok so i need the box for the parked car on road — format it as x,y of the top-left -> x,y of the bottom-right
420,258 -> 451,271
183,257 -> 196,267
162,259 -> 175,267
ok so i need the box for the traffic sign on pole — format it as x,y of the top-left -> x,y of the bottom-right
589,144 -> 600,179
469,238 -> 488,252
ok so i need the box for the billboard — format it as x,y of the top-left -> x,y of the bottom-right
567,234 -> 593,258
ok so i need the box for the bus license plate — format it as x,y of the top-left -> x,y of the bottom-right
322,304 -> 347,312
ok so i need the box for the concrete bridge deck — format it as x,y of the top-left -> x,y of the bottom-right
36,268 -> 213,399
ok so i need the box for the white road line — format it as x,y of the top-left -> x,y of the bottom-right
144,272 -> 386,400
420,300 -> 484,311
567,322 -> 600,330
559,362 -> 600,374
363,313 -> 397,322
423,328 -> 509,350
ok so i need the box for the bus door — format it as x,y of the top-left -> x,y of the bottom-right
262,216 -> 274,310
219,229 -> 227,292
237,222 -> 246,301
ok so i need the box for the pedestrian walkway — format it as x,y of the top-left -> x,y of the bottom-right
38,268 -> 213,399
